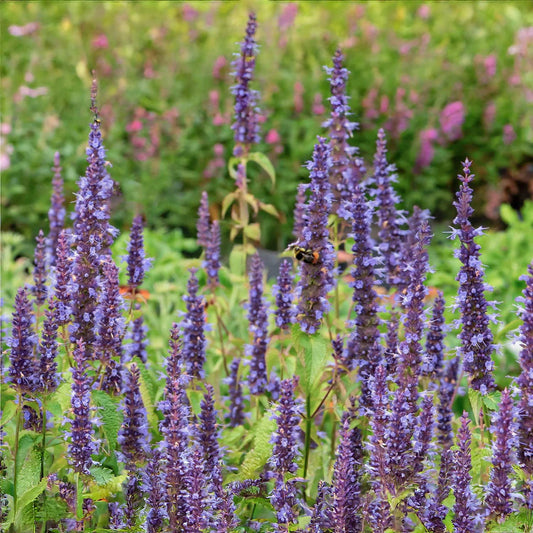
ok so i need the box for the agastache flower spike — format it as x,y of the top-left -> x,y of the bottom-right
436,357 -> 459,450
226,358 -> 245,427
37,298 -> 59,393
118,363 -> 150,468
125,307 -> 148,364
33,229 -> 48,306
143,449 -> 167,532
203,219 -> 221,290
7,287 -> 37,394
126,214 -> 151,289
451,159 -> 497,394
296,138 -> 335,334
369,129 -> 404,288
273,259 -> 295,330
485,388 -> 516,522
197,191 -> 210,248
269,377 -> 301,530
47,151 -> 65,266
323,49 -> 365,214
422,291 -> 446,377
53,230 -> 72,326
231,12 -> 261,157
67,339 -> 97,475
292,183 -> 307,241
517,262 -> 533,479
181,268 -> 207,379
452,412 -> 482,533
345,181 -> 381,408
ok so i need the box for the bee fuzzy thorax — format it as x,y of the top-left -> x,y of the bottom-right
286,243 -> 321,265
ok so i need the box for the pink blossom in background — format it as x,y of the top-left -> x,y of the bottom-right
266,129 -> 281,144
214,143 -> 224,157
439,101 -> 465,141
209,90 -> 219,109
415,128 -> 439,172
257,114 -> 267,125
203,144 -> 226,179
417,4 -> 431,19
143,62 -> 156,79
14,85 -> 48,102
8,22 -> 39,37
212,113 -> 225,126
503,124 -> 516,145
362,88 -> 379,120
293,81 -> 304,114
385,88 -> 413,137
182,4 -> 199,22
126,119 -> 143,133
97,57 -> 113,77
483,102 -> 496,130
24,72 -> 34,83
312,93 -> 325,116
212,56 -> 227,80
379,95 -> 389,114
409,90 -> 420,104
0,123 -> 13,171
91,34 -> 109,49
278,3 -> 298,31
484,54 -> 497,79
0,123 -> 11,136
509,74 -> 521,85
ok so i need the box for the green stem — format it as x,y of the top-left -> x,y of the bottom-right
214,306 -> 230,376
302,394 -> 312,500
12,393 -> 23,521
76,472 -> 83,524
40,399 -> 47,532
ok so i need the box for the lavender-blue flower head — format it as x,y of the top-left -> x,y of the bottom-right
273,259 -> 295,330
369,129 -> 404,287
412,394 -> 434,476
47,151 -> 65,266
246,253 -> 267,332
125,307 -> 148,364
485,388 -> 516,522
118,363 -> 150,468
143,448 -> 168,533
184,441 -> 210,532
203,220 -> 221,290
452,412 -> 482,533
33,229 -> 48,306
422,291 -> 446,377
197,191 -> 210,248
331,413 -> 363,532
226,358 -> 245,427
7,287 -> 37,394
308,482 -> 333,532
436,357 -> 459,450
126,215 -> 151,289
323,49 -> 365,213
517,262 -> 533,475
345,181 -> 381,407
231,12 -> 261,157
451,159 -> 496,394
296,138 -> 335,334
292,183 -> 308,241
67,338 -> 97,475
52,229 -> 72,326
181,268 -> 207,379
37,298 -> 59,393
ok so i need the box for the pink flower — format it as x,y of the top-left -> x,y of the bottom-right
1,123 -> 12,136
8,22 -> 39,37
91,34 -> 108,49
362,87 -> 379,120
503,124 -> 516,145
278,3 -> 298,31
214,143 -> 224,157
417,5 -> 431,19
266,129 -> 281,144
293,81 -> 304,114
440,101 -> 465,141
209,90 -> 219,109
14,86 -> 48,102
182,4 -> 199,22
212,56 -> 227,80
126,119 -> 143,133
484,54 -> 497,79
213,113 -> 225,126
312,93 -> 325,116
415,128 -> 439,172
483,102 -> 496,129
379,95 -> 389,114
144,62 -> 156,79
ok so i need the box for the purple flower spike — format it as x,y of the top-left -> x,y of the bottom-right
292,183 -> 307,241
125,307 -> 148,364
308,482 -> 333,532
203,219 -> 221,289
273,259 -> 295,330
52,230 -> 72,326
369,129 -> 404,288
118,363 -> 150,468
331,413 -> 363,532
226,358 -> 245,427
37,298 -> 59,393
296,138 -> 335,334
47,151 -> 65,266
345,181 -> 381,407
143,449 -> 168,532
197,191 -> 210,248
422,291 -> 446,377
452,412 -> 481,533
184,442 -> 210,532
231,12 -> 261,157
7,287 -> 37,394
436,357 -> 459,450
181,268 -> 207,379
451,159 -> 497,394
33,229 -> 48,306
68,338 -> 97,475
517,262 -> 533,479
486,389 -> 516,522
323,49 -> 365,214
246,254 -> 269,395
269,377 -> 301,529
126,215 -> 151,289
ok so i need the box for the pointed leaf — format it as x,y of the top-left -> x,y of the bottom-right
92,390 -> 122,450
248,152 -> 276,186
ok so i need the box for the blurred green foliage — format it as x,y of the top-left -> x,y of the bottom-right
1,1 -> 532,255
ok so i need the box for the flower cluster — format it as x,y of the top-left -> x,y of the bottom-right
47,151 -> 65,266
272,259 -> 295,330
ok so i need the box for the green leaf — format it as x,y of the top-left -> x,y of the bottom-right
468,389 -> 483,425
86,473 -> 128,501
233,415 -> 276,481
136,365 -> 159,432
482,390 -> 501,411
243,222 -> 260,241
92,390 -> 122,450
229,247 -> 246,277
228,157 -> 240,179
248,152 -> 276,186
0,400 -> 17,426
14,478 -> 47,526
259,202 -> 279,218
90,466 -> 115,486
48,380 -> 72,419
221,191 -> 237,217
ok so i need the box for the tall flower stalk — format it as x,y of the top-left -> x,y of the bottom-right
47,151 -> 65,266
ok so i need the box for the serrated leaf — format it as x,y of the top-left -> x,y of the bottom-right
234,415 -> 276,481
468,389 -> 483,425
16,443 -> 41,499
136,365 -> 159,432
248,152 -> 276,186
90,466 -> 115,486
86,473 -> 128,501
48,380 -> 72,418
0,400 -> 17,426
483,390 -> 501,411
15,478 -> 47,526
92,390 -> 122,450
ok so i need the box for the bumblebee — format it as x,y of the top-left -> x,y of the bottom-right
287,243 -> 320,265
